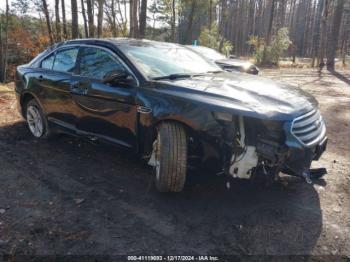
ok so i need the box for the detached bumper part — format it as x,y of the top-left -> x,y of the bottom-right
313,136 -> 327,160
284,136 -> 328,181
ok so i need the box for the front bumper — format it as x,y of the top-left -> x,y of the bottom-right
282,117 -> 327,177
313,135 -> 327,160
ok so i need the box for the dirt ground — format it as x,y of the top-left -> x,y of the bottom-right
0,68 -> 349,258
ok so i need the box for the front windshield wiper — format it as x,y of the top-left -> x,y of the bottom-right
152,73 -> 193,80
206,70 -> 223,74
152,71 -> 221,81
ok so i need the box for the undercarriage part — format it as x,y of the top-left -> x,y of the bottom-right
302,168 -> 328,184
310,168 -> 327,179
250,163 -> 280,186
302,170 -> 313,184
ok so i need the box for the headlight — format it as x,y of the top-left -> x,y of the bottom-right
243,63 -> 251,70
214,112 -> 233,122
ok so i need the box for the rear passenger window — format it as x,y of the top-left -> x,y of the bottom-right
41,54 -> 55,70
53,48 -> 79,73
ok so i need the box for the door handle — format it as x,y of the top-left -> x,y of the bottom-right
71,81 -> 89,95
137,106 -> 152,114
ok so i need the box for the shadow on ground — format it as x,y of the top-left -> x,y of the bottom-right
328,70 -> 350,86
0,121 -> 323,256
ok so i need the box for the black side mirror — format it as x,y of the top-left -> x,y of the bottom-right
103,69 -> 134,86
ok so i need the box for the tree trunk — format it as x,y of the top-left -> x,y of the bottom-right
0,0 -> 9,82
4,0 -> 9,82
133,0 -> 139,38
111,0 -> 118,37
81,0 -> 89,37
318,0 -> 329,70
71,0 -> 79,38
116,0 -> 126,35
124,0 -> 128,34
262,0 -> 275,64
0,20 -> 3,82
343,36 -> 349,66
186,0 -> 196,44
266,0 -> 275,45
171,0 -> 176,41
97,0 -> 104,37
139,0 -> 147,38
86,0 -> 95,37
129,0 -> 139,38
326,0 -> 345,70
340,14 -> 349,66
61,0 -> 68,39
279,0 -> 286,27
311,0 -> 324,67
55,0 -> 62,41
129,0 -> 134,37
208,0 -> 212,31
42,0 -> 54,44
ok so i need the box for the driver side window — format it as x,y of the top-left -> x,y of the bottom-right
79,47 -> 125,80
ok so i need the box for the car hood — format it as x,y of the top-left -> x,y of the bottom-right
155,72 -> 317,120
216,58 -> 254,68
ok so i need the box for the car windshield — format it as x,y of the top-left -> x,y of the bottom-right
118,43 -> 222,79
189,46 -> 227,61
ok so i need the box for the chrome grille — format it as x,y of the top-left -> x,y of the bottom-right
291,109 -> 326,147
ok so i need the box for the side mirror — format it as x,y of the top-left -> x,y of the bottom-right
103,69 -> 135,86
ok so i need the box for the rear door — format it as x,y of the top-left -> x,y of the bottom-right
36,47 -> 79,129
71,46 -> 138,150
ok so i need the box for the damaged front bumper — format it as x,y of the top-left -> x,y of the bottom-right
282,109 -> 327,178
227,109 -> 327,181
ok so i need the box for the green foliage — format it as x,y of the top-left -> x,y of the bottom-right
198,23 -> 232,55
247,35 -> 264,53
251,27 -> 291,66
271,27 -> 291,59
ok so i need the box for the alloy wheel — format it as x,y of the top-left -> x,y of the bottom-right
26,105 -> 44,137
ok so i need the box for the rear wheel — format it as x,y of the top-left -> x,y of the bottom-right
25,99 -> 51,138
154,122 -> 188,192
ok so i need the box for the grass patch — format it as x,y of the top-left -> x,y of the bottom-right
0,83 -> 14,93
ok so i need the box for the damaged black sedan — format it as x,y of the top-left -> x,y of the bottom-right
15,38 -> 327,192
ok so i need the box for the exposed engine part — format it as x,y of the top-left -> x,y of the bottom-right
229,146 -> 258,179
256,139 -> 288,165
229,116 -> 258,179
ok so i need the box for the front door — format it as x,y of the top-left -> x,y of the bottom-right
71,46 -> 138,150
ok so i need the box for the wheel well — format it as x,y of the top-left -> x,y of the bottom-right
156,119 -> 193,135
20,93 -> 35,118
142,119 -> 198,158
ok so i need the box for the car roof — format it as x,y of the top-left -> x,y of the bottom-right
61,38 -> 181,48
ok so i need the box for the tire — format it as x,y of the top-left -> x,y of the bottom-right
25,99 -> 51,139
154,122 -> 188,192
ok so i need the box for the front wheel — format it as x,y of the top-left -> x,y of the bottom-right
154,122 -> 188,192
